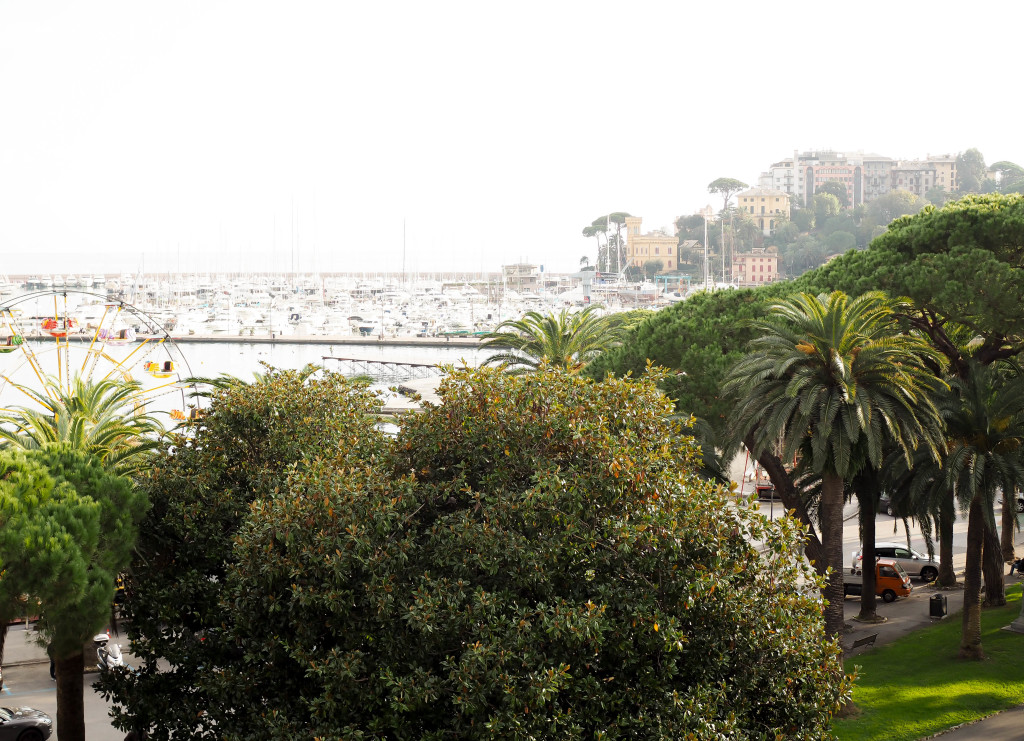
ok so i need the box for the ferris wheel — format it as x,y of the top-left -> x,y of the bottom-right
0,289 -> 201,425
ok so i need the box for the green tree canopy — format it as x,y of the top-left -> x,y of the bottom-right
791,208 -> 815,232
956,148 -> 987,193
480,305 -> 625,372
823,230 -> 856,253
707,177 -> 748,213
813,193 -> 841,226
725,291 -> 944,637
0,375 -> 164,475
584,285 -> 791,433
862,189 -> 923,229
816,180 -> 849,208
797,193 -> 1024,373
100,367 -> 390,739
165,367 -> 848,739
0,445 -> 145,741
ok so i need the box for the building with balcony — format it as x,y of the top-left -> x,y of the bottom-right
736,187 -> 790,236
890,160 -> 937,197
927,154 -> 958,192
860,154 -> 895,201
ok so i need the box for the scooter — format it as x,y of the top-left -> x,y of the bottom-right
95,632 -> 135,673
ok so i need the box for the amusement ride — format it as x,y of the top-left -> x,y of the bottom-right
0,290 -> 201,425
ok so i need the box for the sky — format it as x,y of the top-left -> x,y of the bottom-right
2,1 -> 1022,277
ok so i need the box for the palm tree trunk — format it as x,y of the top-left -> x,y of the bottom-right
982,516 -> 1006,607
821,472 -> 847,638
1001,491 -> 1017,561
856,492 -> 879,621
752,443 -> 827,575
959,495 -> 986,660
937,501 -> 958,587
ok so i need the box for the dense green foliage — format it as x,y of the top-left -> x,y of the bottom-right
28,445 -> 146,655
107,367 -> 850,739
481,305 -> 626,372
725,292 -> 945,637
939,364 -> 1024,658
585,284 -> 791,431
796,194 -> 1024,364
99,367 -> 388,739
0,375 -> 163,474
0,445 -> 145,741
707,177 -> 748,212
0,450 -> 99,632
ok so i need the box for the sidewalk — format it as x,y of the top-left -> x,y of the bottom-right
2,623 -> 49,666
2,623 -> 126,671
927,705 -> 1024,740
842,579 -> 966,651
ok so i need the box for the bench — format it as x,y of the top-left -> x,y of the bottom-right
847,633 -> 878,655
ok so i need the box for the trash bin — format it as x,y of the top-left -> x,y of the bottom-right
929,593 -> 947,618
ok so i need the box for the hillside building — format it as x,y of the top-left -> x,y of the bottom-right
623,216 -> 676,271
736,187 -> 790,236
732,246 -> 779,286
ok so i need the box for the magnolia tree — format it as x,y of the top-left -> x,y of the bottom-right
105,366 -> 850,740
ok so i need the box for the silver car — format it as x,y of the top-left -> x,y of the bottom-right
851,541 -> 939,582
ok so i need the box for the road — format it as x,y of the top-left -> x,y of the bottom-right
1,658 -> 124,740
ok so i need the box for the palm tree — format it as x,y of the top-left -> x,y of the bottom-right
481,306 -> 624,373
582,222 -> 607,272
940,364 -> 1024,659
0,375 -> 163,475
726,291 -> 944,638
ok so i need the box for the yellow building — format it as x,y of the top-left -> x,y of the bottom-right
927,154 -> 958,192
735,187 -> 790,235
623,216 -> 677,271
732,246 -> 779,286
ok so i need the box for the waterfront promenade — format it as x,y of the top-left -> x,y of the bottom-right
22,332 -> 484,348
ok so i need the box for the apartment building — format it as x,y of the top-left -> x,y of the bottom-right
861,154 -> 894,201
927,154 -> 958,192
732,246 -> 779,286
758,150 -> 962,207
736,187 -> 790,235
890,160 -> 937,197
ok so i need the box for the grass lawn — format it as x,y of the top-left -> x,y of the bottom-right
833,584 -> 1024,741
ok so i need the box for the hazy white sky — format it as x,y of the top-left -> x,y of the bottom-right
2,2 -> 1021,277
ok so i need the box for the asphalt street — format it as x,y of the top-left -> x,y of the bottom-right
1,641 -> 124,740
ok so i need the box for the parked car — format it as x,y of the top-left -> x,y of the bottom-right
877,493 -> 897,516
844,558 -> 914,603
0,705 -> 53,740
851,541 -> 939,582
